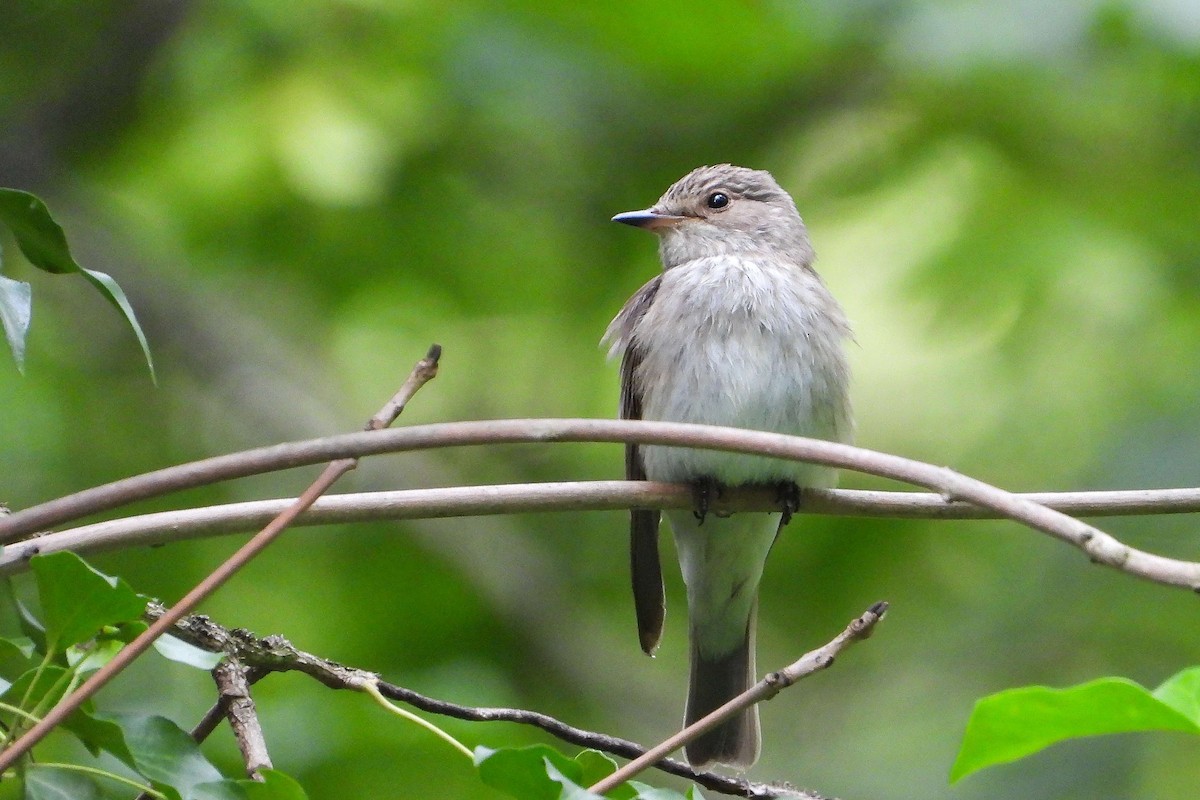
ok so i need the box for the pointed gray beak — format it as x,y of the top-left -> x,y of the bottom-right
612,209 -> 687,231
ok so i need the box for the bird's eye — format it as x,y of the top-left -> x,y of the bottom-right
706,192 -> 730,210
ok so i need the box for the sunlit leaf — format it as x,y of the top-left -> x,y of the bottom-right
31,552 -> 146,652
0,187 -> 155,380
951,674 -> 1200,782
1152,666 -> 1200,722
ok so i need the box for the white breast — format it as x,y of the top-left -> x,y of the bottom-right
631,255 -> 852,486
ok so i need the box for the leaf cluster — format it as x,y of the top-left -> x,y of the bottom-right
0,552 -> 300,800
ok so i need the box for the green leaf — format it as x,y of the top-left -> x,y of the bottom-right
152,785 -> 185,800
1151,666 -> 1200,722
0,668 -> 132,763
69,621 -> 149,672
0,187 -> 155,380
68,637 -> 123,673
0,634 -> 36,661
23,765 -> 102,800
475,745 -> 587,800
63,705 -> 134,762
31,552 -> 146,652
192,780 -> 250,800
101,713 -> 224,794
544,759 -> 604,800
951,674 -> 1200,782
78,266 -> 156,382
15,595 -> 48,655
154,632 -> 224,670
0,270 -> 31,374
573,750 -> 636,800
573,749 -> 618,787
0,665 -> 72,713
240,770 -> 310,799
0,190 -> 75,274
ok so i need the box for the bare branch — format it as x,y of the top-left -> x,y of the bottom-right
5,484 -> 1199,576
149,603 -> 823,799
4,471 -> 1199,596
7,417 -> 1158,542
588,603 -> 887,796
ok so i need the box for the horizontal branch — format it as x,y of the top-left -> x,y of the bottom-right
3,418 -> 1200,593
4,483 -> 1200,577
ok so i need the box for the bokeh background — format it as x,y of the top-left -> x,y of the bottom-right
3,1 -> 1200,797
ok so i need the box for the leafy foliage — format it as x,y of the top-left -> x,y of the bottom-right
475,745 -> 700,800
0,553 -> 307,799
0,188 -> 154,377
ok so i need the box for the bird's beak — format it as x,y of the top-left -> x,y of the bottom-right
611,208 -> 686,231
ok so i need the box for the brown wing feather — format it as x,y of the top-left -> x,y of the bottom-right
615,277 -> 665,655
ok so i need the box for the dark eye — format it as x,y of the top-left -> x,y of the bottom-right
706,192 -> 730,210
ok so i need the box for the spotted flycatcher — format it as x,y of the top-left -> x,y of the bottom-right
603,164 -> 853,769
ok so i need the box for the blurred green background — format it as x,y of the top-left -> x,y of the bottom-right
2,1 -> 1200,797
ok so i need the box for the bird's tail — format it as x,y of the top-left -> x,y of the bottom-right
684,602 -> 759,769
667,509 -> 779,770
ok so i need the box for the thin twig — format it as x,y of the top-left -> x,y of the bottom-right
588,603 -> 888,796
147,603 -> 820,799
0,345 -> 442,774
4,483 -> 1198,576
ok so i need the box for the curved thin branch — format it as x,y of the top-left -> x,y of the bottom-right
3,419 -> 1199,592
4,483 -> 1200,577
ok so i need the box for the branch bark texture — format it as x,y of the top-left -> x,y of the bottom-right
3,419 -> 1198,594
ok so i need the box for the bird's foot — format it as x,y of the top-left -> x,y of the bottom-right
692,477 -> 722,525
776,481 -> 803,526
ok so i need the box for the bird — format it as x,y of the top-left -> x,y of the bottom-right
602,164 -> 853,770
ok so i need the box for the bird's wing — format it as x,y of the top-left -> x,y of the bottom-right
613,276 -> 665,655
